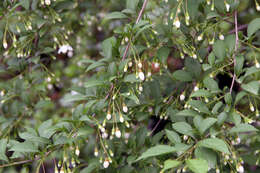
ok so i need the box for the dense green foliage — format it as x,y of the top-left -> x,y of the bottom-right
0,0 -> 260,172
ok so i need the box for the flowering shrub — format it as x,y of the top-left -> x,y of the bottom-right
0,0 -> 260,173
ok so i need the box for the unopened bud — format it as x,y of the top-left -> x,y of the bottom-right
115,128 -> 121,138
103,159 -> 110,168
174,17 -> 181,28
219,34 -> 225,40
138,71 -> 145,81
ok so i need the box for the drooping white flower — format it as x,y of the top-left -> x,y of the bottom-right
138,62 -> 142,68
45,0 -> 51,5
119,115 -> 124,123
3,40 -> 7,49
128,61 -> 133,67
75,146 -> 80,156
138,71 -> 145,81
147,71 -> 152,78
102,132 -> 108,139
219,34 -> 225,40
103,160 -> 110,168
180,94 -> 185,101
139,85 -> 143,92
237,165 -> 244,173
122,104 -> 128,113
197,34 -> 203,41
154,62 -> 160,68
250,104 -> 255,112
225,2 -> 230,12
106,112 -> 111,120
174,18 -> 181,28
194,86 -> 199,91
58,44 -> 73,54
115,128 -> 121,138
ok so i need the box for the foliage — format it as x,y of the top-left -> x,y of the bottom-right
0,0 -> 260,173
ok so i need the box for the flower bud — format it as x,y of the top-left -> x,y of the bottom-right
94,147 -> 98,157
138,71 -> 145,81
138,62 -> 142,69
128,61 -> 133,67
180,93 -> 185,101
219,34 -> 225,40
103,159 -> 110,168
122,104 -> 128,113
119,114 -> 124,123
225,1 -> 230,12
106,111 -> 112,120
197,34 -> 203,41
173,17 -> 181,28
75,146 -> 80,156
45,0 -> 51,5
115,128 -> 121,138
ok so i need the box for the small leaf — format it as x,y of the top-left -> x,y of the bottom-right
62,93 -> 88,103
0,139 -> 8,162
172,122 -> 194,137
186,159 -> 208,173
84,79 -> 105,88
195,117 -> 217,134
247,18 -> 260,37
229,124 -> 258,133
213,40 -> 226,59
161,160 -> 181,172
176,109 -> 200,117
86,61 -> 105,72
104,12 -> 128,20
126,0 -> 139,10
198,138 -> 230,154
166,129 -> 181,144
235,55 -> 244,76
188,100 -> 211,114
203,77 -> 220,93
195,147 -> 217,169
135,145 -> 177,162
124,74 -> 140,83
10,141 -> 39,153
190,89 -> 212,97
172,70 -> 193,82
20,0 -> 30,10
217,112 -> 228,126
241,81 -> 260,95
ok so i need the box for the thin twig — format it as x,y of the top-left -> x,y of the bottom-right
122,0 -> 149,61
229,10 -> 239,93
105,83 -> 114,100
229,24 -> 248,34
149,119 -> 161,136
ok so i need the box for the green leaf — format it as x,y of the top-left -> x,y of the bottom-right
157,47 -> 170,64
62,93 -> 88,103
188,100 -> 211,114
172,122 -> 194,137
19,132 -> 50,144
195,147 -> 217,169
186,159 -> 208,173
213,40 -> 226,59
10,141 -> 39,153
124,74 -> 140,83
235,55 -> 244,76
225,34 -> 236,53
208,52 -> 215,66
247,18 -> 260,37
198,138 -> 230,154
241,81 -> 260,95
161,160 -> 181,172
229,124 -> 258,133
135,145 -> 177,162
217,112 -> 228,126
190,89 -> 212,97
203,77 -> 220,93
84,79 -> 105,88
172,70 -> 193,82
234,91 -> 247,105
104,12 -> 128,20
194,117 -> 217,134
20,0 -> 30,10
126,0 -> 139,10
176,109 -> 200,117
102,37 -> 116,59
86,61 -> 105,72
0,139 -> 8,162
38,119 -> 55,139
165,129 -> 181,144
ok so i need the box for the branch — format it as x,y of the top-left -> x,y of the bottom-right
228,24 -> 248,34
229,10 -> 239,94
122,0 -> 149,61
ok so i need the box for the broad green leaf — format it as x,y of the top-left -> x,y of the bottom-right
84,80 -> 105,88
229,124 -> 258,133
186,159 -> 208,173
176,109 -> 200,117
241,81 -> 260,95
208,52 -> 215,66
38,119 -> 55,138
172,122 -> 194,137
135,145 -> 177,162
203,77 -> 220,93
195,147 -> 217,169
62,93 -> 87,103
185,58 -> 202,79
19,132 -> 50,144
102,37 -> 116,59
161,160 -> 181,172
190,89 -> 212,97
124,74 -> 140,83
217,112 -> 228,125
234,91 -> 247,105
194,117 -> 217,134
10,141 -> 39,153
104,12 -> 128,20
188,100 -> 211,114
172,70 -> 193,82
126,0 -> 139,10
0,139 -> 8,162
198,138 -> 230,154
225,34 -> 236,53
247,18 -> 260,37
157,47 -> 170,64
166,129 -> 181,144
20,0 -> 30,10
224,92 -> 232,105
213,40 -> 226,59
80,160 -> 99,173
235,55 -> 244,76
86,61 -> 105,72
